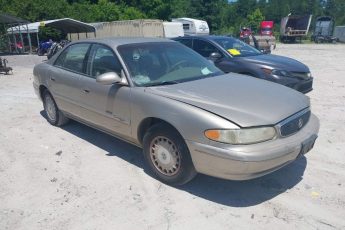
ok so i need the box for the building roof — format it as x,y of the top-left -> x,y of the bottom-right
7,18 -> 96,34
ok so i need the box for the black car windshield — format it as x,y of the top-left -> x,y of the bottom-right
213,37 -> 262,57
118,42 -> 223,86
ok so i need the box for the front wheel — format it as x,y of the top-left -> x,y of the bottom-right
143,124 -> 197,186
42,90 -> 69,126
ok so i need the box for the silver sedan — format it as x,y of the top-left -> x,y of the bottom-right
33,38 -> 319,185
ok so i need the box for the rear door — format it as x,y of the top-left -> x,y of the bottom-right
78,44 -> 131,137
49,43 -> 91,116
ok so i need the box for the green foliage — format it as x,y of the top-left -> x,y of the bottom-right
246,8 -> 265,32
0,35 -> 8,51
0,0 -> 344,35
38,26 -> 66,41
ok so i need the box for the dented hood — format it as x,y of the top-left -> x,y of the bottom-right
147,73 -> 309,127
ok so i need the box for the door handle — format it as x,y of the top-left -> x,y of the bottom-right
83,89 -> 90,93
50,77 -> 56,81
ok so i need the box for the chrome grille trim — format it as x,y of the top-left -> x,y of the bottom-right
276,108 -> 311,137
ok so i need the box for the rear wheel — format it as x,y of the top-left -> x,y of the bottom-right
42,90 -> 69,126
143,123 -> 197,185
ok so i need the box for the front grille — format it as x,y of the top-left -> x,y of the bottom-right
279,109 -> 311,137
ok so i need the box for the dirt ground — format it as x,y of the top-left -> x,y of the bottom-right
1,43 -> 345,230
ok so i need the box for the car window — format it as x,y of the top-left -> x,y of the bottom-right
178,39 -> 193,48
213,37 -> 262,57
182,24 -> 190,30
193,39 -> 219,58
89,44 -> 122,78
118,42 -> 223,87
54,43 -> 90,74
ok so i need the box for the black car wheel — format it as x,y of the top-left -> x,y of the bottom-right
143,123 -> 197,185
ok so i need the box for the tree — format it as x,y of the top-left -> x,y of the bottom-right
247,8 -> 265,32
1,0 -> 344,37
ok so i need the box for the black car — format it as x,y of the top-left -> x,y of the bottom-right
173,35 -> 313,93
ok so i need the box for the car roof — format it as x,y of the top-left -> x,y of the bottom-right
176,35 -> 235,41
70,37 -> 175,48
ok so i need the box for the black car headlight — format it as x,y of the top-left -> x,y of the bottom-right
271,69 -> 291,77
261,68 -> 297,79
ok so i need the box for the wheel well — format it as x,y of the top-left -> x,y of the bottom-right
39,85 -> 48,100
137,118 -> 178,145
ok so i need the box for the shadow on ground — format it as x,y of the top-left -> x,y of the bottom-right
41,111 -> 307,207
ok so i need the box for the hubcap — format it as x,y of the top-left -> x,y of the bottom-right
150,136 -> 181,176
45,95 -> 56,121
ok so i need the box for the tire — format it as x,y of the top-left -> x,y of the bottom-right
143,123 -> 197,186
42,90 -> 69,126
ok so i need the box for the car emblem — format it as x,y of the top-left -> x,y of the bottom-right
298,118 -> 303,129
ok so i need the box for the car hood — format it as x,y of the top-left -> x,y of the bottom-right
238,54 -> 310,72
147,74 -> 309,127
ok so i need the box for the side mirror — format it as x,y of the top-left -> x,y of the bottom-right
96,72 -> 121,85
209,52 -> 222,62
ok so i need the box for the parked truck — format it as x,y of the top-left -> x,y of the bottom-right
239,21 -> 276,54
280,14 -> 312,43
260,21 -> 274,36
311,16 -> 338,43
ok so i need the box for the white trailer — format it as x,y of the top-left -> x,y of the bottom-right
172,18 -> 209,35
163,22 -> 184,38
69,19 -> 164,41
68,19 -> 185,40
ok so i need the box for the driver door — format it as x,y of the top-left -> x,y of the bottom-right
78,44 -> 131,137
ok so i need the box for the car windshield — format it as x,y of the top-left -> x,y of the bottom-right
213,37 -> 262,57
117,42 -> 223,87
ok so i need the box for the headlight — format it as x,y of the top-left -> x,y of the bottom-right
205,127 -> 276,145
271,69 -> 290,77
261,68 -> 291,77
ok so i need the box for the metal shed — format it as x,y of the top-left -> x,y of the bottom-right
0,13 -> 31,53
6,18 -> 96,52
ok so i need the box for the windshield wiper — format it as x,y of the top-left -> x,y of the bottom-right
145,80 -> 179,87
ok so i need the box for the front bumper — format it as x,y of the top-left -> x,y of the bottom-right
271,75 -> 313,94
289,77 -> 313,94
186,114 -> 319,180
